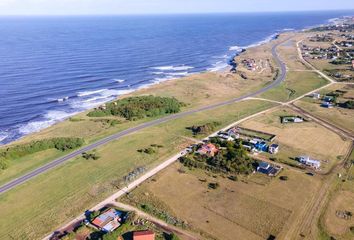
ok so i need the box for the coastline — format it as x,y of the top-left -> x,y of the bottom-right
0,15 -> 341,146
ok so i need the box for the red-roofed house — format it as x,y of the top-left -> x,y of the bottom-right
92,208 -> 123,232
197,143 -> 218,156
133,230 -> 155,240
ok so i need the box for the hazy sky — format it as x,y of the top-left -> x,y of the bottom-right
0,0 -> 353,15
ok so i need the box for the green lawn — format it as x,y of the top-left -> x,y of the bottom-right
0,100 -> 277,240
259,71 -> 329,102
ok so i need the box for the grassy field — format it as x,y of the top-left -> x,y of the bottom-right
0,100 -> 277,240
120,161 -> 322,240
239,107 -> 351,173
294,84 -> 354,134
323,190 -> 354,240
258,71 -> 329,102
320,149 -> 354,240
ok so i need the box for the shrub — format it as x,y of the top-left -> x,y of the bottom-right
87,95 -> 184,120
0,137 -> 84,161
0,158 -> 9,170
82,152 -> 100,160
188,121 -> 221,135
208,182 -> 220,189
279,176 -> 288,181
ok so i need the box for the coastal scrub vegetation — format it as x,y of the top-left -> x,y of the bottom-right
0,138 -> 84,169
180,138 -> 255,175
187,121 -> 221,135
87,95 -> 185,120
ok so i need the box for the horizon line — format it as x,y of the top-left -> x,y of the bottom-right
1,9 -> 354,17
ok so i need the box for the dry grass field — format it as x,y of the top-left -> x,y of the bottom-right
239,107 -> 351,172
294,84 -> 354,134
323,191 -> 354,239
121,162 -> 322,240
258,71 -> 329,102
0,100 -> 277,240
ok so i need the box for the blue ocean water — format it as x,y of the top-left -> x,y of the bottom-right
0,11 -> 353,145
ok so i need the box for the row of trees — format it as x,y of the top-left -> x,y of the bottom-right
88,95 -> 184,120
180,138 -> 255,175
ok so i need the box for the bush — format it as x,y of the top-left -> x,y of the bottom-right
188,121 -> 221,135
208,182 -> 220,189
82,152 -> 100,160
279,176 -> 288,181
87,95 -> 184,120
0,158 -> 9,170
0,137 -> 84,161
350,226 -> 354,234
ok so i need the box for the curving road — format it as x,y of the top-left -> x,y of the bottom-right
0,37 -> 289,195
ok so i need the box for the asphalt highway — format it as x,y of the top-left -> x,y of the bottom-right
0,38 -> 288,195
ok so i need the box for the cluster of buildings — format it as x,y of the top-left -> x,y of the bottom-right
301,44 -> 340,60
309,34 -> 334,42
241,58 -> 257,71
335,40 -> 353,48
321,95 -> 336,108
90,208 -> 156,240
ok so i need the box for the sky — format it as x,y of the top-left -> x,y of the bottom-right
0,0 -> 353,16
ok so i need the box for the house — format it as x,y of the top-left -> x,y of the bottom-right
257,162 -> 278,176
323,96 -> 334,102
281,116 -> 304,124
197,143 -> 218,156
227,127 -> 240,139
92,208 -> 124,232
269,144 -> 279,154
298,156 -> 321,169
311,93 -> 321,99
133,230 -> 155,240
218,133 -> 234,141
321,102 -> 334,108
254,141 -> 268,152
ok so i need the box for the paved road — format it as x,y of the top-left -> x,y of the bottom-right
0,38 -> 288,195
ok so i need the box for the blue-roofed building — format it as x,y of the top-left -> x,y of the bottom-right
257,161 -> 279,176
321,102 -> 334,108
254,141 -> 268,152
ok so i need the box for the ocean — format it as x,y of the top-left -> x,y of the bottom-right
0,11 -> 353,145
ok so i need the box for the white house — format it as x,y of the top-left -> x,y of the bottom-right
298,156 -> 321,169
269,144 -> 279,154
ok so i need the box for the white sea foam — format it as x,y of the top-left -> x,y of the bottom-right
151,65 -> 194,71
19,110 -> 78,135
229,33 -> 279,51
77,89 -> 107,97
153,76 -> 175,83
114,79 -> 125,83
0,132 -> 8,143
72,89 -> 135,109
207,61 -> 229,72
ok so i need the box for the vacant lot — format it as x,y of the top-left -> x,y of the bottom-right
258,71 -> 329,102
323,191 -> 354,239
0,100 -> 277,240
239,107 -> 351,172
294,84 -> 354,134
121,162 -> 322,240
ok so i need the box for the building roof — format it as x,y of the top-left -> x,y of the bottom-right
92,209 -> 122,228
258,161 -> 270,170
270,144 -> 279,148
133,230 -> 155,240
102,220 -> 120,232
